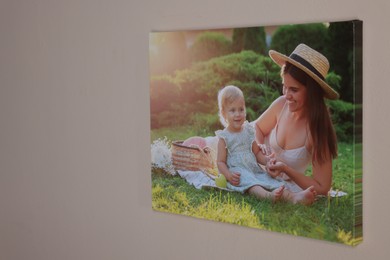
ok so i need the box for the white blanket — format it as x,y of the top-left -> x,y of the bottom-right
150,136 -> 347,198
177,169 -> 347,197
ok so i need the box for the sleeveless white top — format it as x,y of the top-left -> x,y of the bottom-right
266,103 -> 311,179
268,127 -> 311,174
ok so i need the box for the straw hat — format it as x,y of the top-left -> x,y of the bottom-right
269,43 -> 339,100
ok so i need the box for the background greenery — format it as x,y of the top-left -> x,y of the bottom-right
150,21 -> 361,142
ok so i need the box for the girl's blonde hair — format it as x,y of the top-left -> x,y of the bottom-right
217,85 -> 245,127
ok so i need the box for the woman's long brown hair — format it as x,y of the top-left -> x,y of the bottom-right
282,62 -> 337,165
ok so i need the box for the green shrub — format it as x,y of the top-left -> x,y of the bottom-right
150,50 -> 354,143
327,99 -> 354,143
326,71 -> 342,94
190,113 -> 221,135
150,75 -> 179,114
228,80 -> 281,121
270,23 -> 328,55
151,51 -> 282,130
183,51 -> 281,95
149,32 -> 189,76
325,21 -> 355,102
232,27 -> 267,55
189,32 -> 232,62
151,109 -> 189,129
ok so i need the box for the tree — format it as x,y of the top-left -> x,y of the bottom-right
325,21 -> 354,102
149,32 -> 189,76
189,32 -> 232,62
232,27 -> 267,55
270,23 -> 328,55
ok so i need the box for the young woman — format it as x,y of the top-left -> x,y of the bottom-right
255,44 -> 339,195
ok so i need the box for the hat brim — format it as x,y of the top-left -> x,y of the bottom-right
269,50 -> 339,100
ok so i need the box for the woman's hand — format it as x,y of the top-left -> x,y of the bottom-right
266,159 -> 286,178
226,172 -> 241,186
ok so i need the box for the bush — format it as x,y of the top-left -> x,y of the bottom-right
327,99 -> 354,143
270,23 -> 328,55
174,51 -> 282,116
325,21 -> 355,102
151,51 -> 282,130
181,50 -> 281,95
149,32 -> 189,76
326,71 -> 342,94
150,75 -> 180,114
150,50 -> 354,143
189,32 -> 232,62
228,80 -> 281,121
232,27 -> 267,55
191,113 -> 221,135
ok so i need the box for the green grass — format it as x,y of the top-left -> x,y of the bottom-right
151,125 -> 215,142
150,128 -> 363,246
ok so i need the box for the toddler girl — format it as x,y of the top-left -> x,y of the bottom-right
216,85 -> 316,204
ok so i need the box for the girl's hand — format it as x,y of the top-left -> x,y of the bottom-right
258,144 -> 271,155
266,160 -> 286,178
265,152 -> 275,163
227,172 -> 241,186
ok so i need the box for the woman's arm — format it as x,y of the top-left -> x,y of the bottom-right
216,138 -> 240,186
268,158 -> 332,195
254,96 -> 285,145
252,142 -> 267,165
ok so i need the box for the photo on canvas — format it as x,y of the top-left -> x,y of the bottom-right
149,20 -> 362,246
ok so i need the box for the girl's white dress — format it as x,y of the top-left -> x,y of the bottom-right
215,122 -> 283,193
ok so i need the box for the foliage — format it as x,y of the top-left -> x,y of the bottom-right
232,27 -> 267,55
151,51 -> 282,131
149,32 -> 189,75
270,23 -> 328,55
189,32 -> 233,62
190,113 -> 221,135
324,71 -> 355,141
325,71 -> 342,94
325,21 -> 355,102
150,47 -> 354,143
150,75 -> 179,113
269,20 -> 358,103
150,75 -> 185,128
150,125 -> 210,142
327,99 -> 355,143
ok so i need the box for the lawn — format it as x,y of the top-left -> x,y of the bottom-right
150,127 -> 362,246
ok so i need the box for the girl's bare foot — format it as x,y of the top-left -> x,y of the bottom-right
291,186 -> 316,205
269,185 -> 285,202
248,185 -> 284,202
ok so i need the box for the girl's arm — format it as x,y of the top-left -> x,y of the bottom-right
268,158 -> 332,195
216,138 -> 240,186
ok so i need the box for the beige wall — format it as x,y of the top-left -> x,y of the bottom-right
0,0 -> 389,259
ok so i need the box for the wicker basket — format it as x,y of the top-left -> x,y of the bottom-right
171,141 -> 217,178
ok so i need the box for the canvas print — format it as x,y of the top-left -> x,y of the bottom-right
149,20 -> 362,245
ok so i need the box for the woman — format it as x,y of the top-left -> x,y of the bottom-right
255,44 -> 339,195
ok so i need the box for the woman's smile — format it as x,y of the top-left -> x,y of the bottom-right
282,74 -> 307,113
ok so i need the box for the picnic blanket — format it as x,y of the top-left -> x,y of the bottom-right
177,169 -> 347,197
150,137 -> 347,197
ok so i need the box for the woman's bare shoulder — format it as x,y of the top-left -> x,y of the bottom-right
268,96 -> 286,113
255,96 -> 285,132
